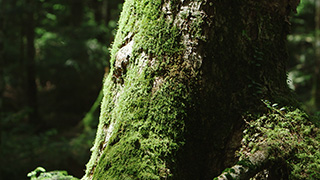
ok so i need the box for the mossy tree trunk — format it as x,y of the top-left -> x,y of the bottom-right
82,0 -> 319,180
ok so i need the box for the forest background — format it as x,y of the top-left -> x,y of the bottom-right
0,0 -> 319,179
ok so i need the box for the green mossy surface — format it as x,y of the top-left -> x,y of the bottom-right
28,167 -> 79,180
83,0 -> 188,179
239,101 -> 320,179
92,78 -> 189,179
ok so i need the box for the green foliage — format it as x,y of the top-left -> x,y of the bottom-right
1,0 -> 123,179
1,0 -> 123,125
28,167 -> 79,180
287,0 -> 317,113
0,108 -> 98,179
240,100 -> 320,179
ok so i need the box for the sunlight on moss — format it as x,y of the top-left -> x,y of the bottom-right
28,167 -> 79,180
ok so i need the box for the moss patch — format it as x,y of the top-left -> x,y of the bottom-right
90,65 -> 189,179
28,167 -> 78,180
239,100 -> 320,179
83,0 -> 192,179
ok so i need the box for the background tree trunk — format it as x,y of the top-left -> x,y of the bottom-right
0,0 -> 5,109
69,0 -> 84,26
25,0 -> 38,124
313,0 -> 320,109
0,0 -> 5,149
83,0 -> 301,179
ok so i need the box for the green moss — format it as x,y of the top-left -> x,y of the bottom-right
28,167 -> 78,180
237,159 -> 256,170
83,0 -> 193,178
109,0 -> 183,67
135,5 -> 182,57
90,65 -> 189,179
239,101 -> 320,179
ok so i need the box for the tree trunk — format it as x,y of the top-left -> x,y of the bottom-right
0,0 -> 5,150
83,0 -> 318,179
102,0 -> 110,26
0,0 -> 5,107
313,0 -> 320,109
92,0 -> 103,25
70,0 -> 84,26
26,0 -> 38,124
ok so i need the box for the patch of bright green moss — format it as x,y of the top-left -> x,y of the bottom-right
90,63 -> 189,179
83,0 -> 203,179
28,167 -> 78,180
240,101 -> 320,179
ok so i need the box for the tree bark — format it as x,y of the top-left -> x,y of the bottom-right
0,0 -> 5,106
92,0 -> 103,25
26,0 -> 39,124
0,0 -> 5,150
82,0 -> 317,180
69,0 -> 84,26
313,0 -> 320,109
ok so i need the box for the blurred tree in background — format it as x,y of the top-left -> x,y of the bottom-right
0,0 -> 123,179
314,0 -> 320,111
288,0 -> 320,116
